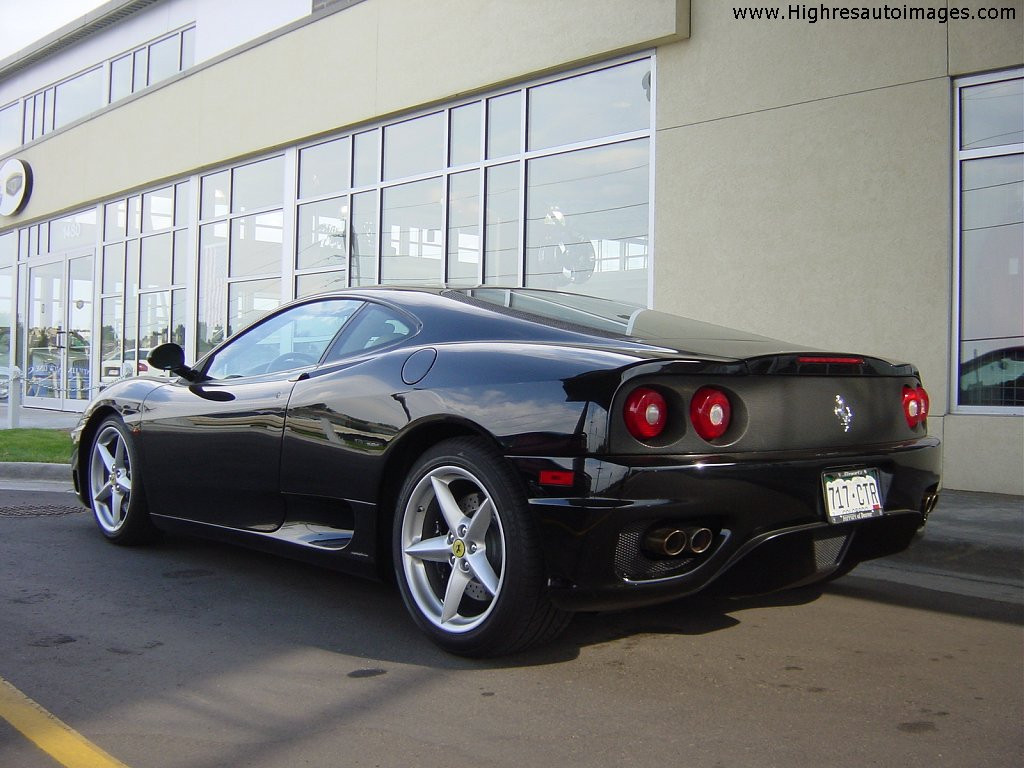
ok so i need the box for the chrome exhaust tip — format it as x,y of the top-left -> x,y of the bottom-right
685,527 -> 714,554
642,527 -> 688,557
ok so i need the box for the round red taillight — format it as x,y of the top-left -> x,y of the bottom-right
624,387 -> 668,441
690,387 -> 731,441
902,385 -> 930,428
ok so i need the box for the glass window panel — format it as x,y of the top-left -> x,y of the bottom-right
353,130 -> 380,187
142,186 -> 174,233
27,227 -> 36,258
125,239 -> 140,297
38,223 -> 48,255
53,68 -> 103,129
49,210 -> 98,252
173,229 -> 188,285
528,60 -> 651,152
961,78 -> 1024,151
133,48 -> 148,89
139,290 -> 171,352
174,182 -> 190,228
384,112 -> 445,180
201,171 -> 229,220
140,233 -> 172,289
181,27 -> 196,68
299,136 -> 351,199
297,197 -> 349,272
485,163 -> 520,286
0,232 -> 15,267
104,200 -> 127,241
110,55 -> 132,102
102,243 -> 125,294
232,156 -> 284,213
170,288 -> 186,346
0,103 -> 20,155
227,278 -> 281,338
381,178 -> 443,285
450,102 -> 482,167
526,139 -> 649,305
351,190 -> 378,286
22,96 -> 33,143
42,88 -> 53,133
447,170 -> 480,285
127,196 -> 142,237
0,267 -> 11,369
958,153 -> 1024,407
230,211 -> 283,277
67,255 -> 93,400
296,271 -> 348,298
99,296 -> 123,381
198,222 -> 228,356
486,92 -> 521,159
33,93 -> 43,138
148,35 -> 179,86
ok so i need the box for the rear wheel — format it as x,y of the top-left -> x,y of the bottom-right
88,416 -> 156,545
393,437 -> 570,656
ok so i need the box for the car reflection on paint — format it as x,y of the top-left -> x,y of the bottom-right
70,287 -> 941,656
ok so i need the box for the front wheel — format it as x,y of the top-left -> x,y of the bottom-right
88,416 -> 157,545
393,437 -> 570,656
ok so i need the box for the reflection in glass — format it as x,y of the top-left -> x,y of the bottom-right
0,267 -> 11,369
140,233 -> 172,289
170,289 -> 186,345
201,171 -> 229,219
110,56 -> 133,102
125,240 -> 140,297
67,256 -> 92,400
102,243 -> 125,294
961,78 -> 1024,150
139,291 -> 171,352
384,112 -> 445,180
486,92 -> 521,159
0,232 -> 15,267
173,230 -> 188,285
228,278 -> 281,337
381,179 -> 443,285
27,262 -> 62,399
351,191 -> 378,286
0,103 -> 20,156
100,296 -> 123,380
450,102 -> 482,166
296,271 -> 347,298
174,182 -> 190,228
297,197 -> 349,272
528,59 -> 651,151
526,139 -> 649,304
232,156 -> 284,213
447,171 -> 479,285
54,68 -> 103,129
142,187 -> 174,233
299,137 -> 351,199
127,196 -> 142,237
958,154 -> 1024,407
485,163 -> 520,286
198,222 -> 228,356
353,130 -> 380,187
104,200 -> 127,241
148,35 -> 179,87
230,212 -> 283,277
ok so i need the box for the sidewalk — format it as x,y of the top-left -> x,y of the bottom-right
0,403 -> 81,430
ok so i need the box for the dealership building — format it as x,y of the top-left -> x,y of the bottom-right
0,0 -> 1021,493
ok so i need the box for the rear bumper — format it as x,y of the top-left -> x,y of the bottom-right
511,437 -> 940,611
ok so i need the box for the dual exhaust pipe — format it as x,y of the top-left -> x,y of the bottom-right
643,526 -> 715,558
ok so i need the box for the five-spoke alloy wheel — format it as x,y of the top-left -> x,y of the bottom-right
394,437 -> 569,656
88,416 -> 155,544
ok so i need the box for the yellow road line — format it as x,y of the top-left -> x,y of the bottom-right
0,676 -> 129,768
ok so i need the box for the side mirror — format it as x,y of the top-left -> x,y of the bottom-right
147,343 -> 204,382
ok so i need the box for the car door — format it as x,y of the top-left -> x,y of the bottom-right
139,298 -> 363,530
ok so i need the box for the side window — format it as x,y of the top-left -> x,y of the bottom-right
324,303 -> 414,362
204,299 -> 361,379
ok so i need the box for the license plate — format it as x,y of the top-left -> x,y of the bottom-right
822,468 -> 883,523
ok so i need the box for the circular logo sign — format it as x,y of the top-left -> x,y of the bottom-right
0,158 -> 32,216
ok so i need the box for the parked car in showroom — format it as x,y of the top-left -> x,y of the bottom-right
71,287 -> 940,656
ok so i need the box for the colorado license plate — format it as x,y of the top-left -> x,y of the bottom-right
822,468 -> 883,524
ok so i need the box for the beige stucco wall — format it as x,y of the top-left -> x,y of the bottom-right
6,0 -> 688,224
654,0 -> 1023,491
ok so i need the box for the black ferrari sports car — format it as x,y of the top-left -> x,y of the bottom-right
72,287 -> 941,656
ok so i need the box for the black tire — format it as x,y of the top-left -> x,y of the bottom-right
87,416 -> 157,545
393,437 -> 570,657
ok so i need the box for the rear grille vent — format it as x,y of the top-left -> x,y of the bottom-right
813,533 -> 850,570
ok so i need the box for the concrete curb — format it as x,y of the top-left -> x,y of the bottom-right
0,462 -> 72,480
